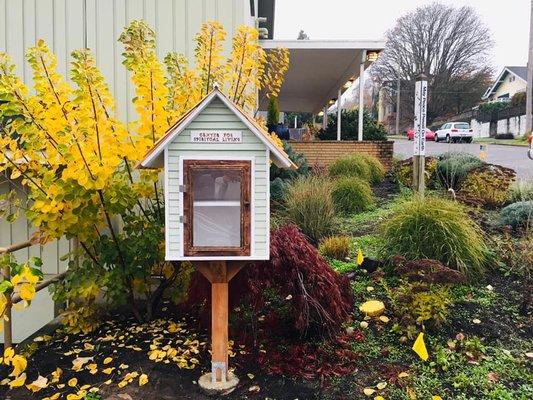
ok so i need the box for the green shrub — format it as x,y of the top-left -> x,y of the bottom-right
285,175 -> 335,243
359,153 -> 385,183
329,154 -> 370,181
318,235 -> 351,260
380,196 -> 489,278
331,177 -> 374,214
270,141 -> 310,203
499,201 -> 533,229
328,153 -> 384,184
317,109 -> 387,141
436,152 -> 484,190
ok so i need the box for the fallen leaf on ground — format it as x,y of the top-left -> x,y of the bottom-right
103,357 -> 113,364
139,374 -> 149,386
26,375 -> 48,392
10,355 -> 27,377
248,385 -> 260,393
376,382 -> 387,390
8,373 -> 26,388
68,377 -> 78,387
364,388 -> 375,396
72,357 -> 92,371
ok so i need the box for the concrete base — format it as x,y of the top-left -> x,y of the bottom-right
198,372 -> 239,395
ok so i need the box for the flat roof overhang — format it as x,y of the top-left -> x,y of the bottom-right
259,40 -> 385,114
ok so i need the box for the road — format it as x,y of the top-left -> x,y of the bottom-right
393,139 -> 532,180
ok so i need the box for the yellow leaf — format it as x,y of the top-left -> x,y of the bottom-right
398,371 -> 409,378
139,373 -> 149,386
72,356 -> 92,371
26,375 -> 48,392
364,388 -> 376,396
412,332 -> 429,361
102,367 -> 115,375
3,347 -> 14,365
374,397 -> 385,400
84,343 -> 95,351
8,373 -> 26,388
118,379 -> 129,388
68,377 -> 78,387
103,357 -> 113,365
43,393 -> 61,400
19,282 -> 36,301
51,367 -> 63,383
10,355 -> 27,377
356,249 -> 364,265
104,379 -> 112,385
376,382 -> 387,390
432,397 -> 443,400
67,394 -> 83,400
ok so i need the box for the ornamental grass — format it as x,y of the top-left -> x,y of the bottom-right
380,195 -> 489,278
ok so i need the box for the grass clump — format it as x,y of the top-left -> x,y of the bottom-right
436,152 -> 484,190
285,175 -> 335,243
318,236 -> 350,260
331,177 -> 374,214
380,195 -> 489,278
509,179 -> 533,202
328,153 -> 384,184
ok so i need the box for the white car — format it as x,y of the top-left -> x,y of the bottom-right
435,122 -> 473,143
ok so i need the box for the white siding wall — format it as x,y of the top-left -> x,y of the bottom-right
0,0 -> 253,122
0,0 -> 253,341
166,98 -> 269,259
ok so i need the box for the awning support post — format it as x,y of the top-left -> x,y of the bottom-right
322,106 -> 328,129
358,50 -> 367,141
337,88 -> 342,141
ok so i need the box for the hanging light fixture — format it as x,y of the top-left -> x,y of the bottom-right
366,50 -> 380,62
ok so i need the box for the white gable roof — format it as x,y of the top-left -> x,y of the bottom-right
138,88 -> 295,169
483,66 -> 527,100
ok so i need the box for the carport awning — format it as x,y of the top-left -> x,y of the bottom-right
258,39 -> 385,114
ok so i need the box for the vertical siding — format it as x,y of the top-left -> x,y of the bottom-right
0,0 -> 252,122
166,98 -> 269,259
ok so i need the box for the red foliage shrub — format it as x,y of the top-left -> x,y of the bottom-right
186,224 -> 354,339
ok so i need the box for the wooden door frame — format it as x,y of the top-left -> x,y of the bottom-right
183,159 -> 251,257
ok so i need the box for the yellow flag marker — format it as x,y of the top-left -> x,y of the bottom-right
412,332 -> 429,361
356,249 -> 364,266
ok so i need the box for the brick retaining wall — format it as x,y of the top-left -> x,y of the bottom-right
290,140 -> 394,170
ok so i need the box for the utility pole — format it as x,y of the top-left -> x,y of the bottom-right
526,0 -> 533,134
395,75 -> 401,136
412,74 -> 428,194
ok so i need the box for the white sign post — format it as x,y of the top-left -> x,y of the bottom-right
413,74 -> 428,194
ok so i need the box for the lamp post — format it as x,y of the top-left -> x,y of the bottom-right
413,73 -> 428,194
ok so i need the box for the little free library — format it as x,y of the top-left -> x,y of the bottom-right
138,88 -> 295,391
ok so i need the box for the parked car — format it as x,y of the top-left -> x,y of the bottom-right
407,128 -> 436,141
435,122 -> 473,143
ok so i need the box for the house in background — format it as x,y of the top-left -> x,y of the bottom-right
483,66 -> 527,103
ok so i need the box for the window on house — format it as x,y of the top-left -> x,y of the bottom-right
183,160 -> 251,256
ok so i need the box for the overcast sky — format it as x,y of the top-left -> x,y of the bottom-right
274,0 -> 530,74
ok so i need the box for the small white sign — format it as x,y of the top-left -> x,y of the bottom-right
413,80 -> 428,156
190,130 -> 242,143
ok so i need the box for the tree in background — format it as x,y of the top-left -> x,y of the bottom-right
372,2 -> 493,124
0,20 -> 289,325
